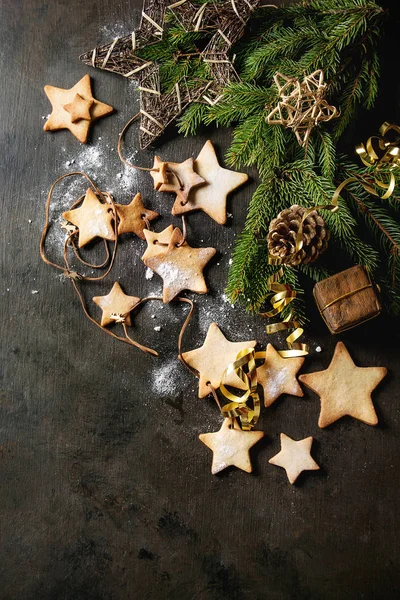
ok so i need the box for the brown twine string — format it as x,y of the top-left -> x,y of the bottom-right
117,113 -> 159,172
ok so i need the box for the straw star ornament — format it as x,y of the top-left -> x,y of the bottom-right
80,0 -> 261,147
267,70 -> 339,146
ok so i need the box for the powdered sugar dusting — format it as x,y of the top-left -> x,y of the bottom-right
151,359 -> 187,397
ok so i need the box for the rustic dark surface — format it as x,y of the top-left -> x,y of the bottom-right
1,1 -> 400,599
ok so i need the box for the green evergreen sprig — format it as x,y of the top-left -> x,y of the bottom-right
140,0 -> 400,321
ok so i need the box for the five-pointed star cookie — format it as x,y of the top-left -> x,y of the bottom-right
257,343 -> 305,407
151,156 -> 205,205
43,74 -> 114,143
63,188 -> 116,248
143,227 -> 216,303
172,140 -> 248,225
199,418 -> 264,474
93,281 -> 140,327
115,193 -> 158,239
299,342 -> 387,428
63,93 -> 94,122
181,322 -> 256,398
269,433 -> 320,484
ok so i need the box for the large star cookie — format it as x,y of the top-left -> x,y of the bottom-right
172,140 -> 248,224
63,188 -> 115,248
257,344 -> 305,407
43,74 -> 113,143
199,418 -> 264,474
143,227 -> 215,303
299,341 -> 387,428
93,282 -> 140,327
115,193 -> 158,239
181,322 -> 256,398
269,433 -> 320,484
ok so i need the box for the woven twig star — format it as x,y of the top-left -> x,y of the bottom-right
266,70 -> 339,147
80,0 -> 260,148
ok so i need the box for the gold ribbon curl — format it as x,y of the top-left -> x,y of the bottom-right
335,122 -> 400,203
219,347 -> 263,430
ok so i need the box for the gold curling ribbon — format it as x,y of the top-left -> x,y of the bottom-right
219,347 -> 262,430
336,122 -> 400,203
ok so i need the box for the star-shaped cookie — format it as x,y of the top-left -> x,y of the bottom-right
43,74 -> 114,143
63,188 -> 116,248
269,433 -> 320,484
93,282 -> 140,327
115,193 -> 158,239
181,322 -> 256,398
172,140 -> 248,224
151,156 -> 205,205
299,341 -> 387,428
199,418 -> 264,475
143,227 -> 216,303
257,343 -> 305,407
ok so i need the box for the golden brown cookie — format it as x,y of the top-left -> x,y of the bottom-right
172,140 -> 248,224
269,433 -> 320,484
257,343 -> 305,407
43,74 -> 113,143
181,322 -> 256,398
62,188 -> 115,248
199,418 -> 264,474
143,227 -> 215,303
115,193 -> 158,239
299,341 -> 387,428
93,282 -> 140,327
151,156 -> 205,205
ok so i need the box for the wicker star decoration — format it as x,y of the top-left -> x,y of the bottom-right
266,70 -> 339,147
80,0 -> 260,148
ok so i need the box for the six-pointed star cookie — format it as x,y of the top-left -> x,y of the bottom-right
299,341 -> 387,428
143,227 -> 216,303
93,281 -> 140,327
257,343 -> 305,407
43,74 -> 114,143
181,322 -> 256,398
269,433 -> 320,484
199,418 -> 264,475
115,193 -> 158,239
63,188 -> 116,248
152,156 -> 205,205
172,140 -> 248,224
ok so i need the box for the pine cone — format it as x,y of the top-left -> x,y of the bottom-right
267,205 -> 329,266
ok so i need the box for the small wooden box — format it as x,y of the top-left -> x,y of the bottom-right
313,265 -> 382,334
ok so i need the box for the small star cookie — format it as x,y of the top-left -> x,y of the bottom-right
143,227 -> 216,303
269,433 -> 320,484
181,322 -> 256,398
115,193 -> 158,239
199,418 -> 264,474
93,282 -> 140,327
299,341 -> 387,428
257,344 -> 305,407
151,156 -> 205,205
43,74 -> 113,143
62,188 -> 115,248
172,140 -> 248,225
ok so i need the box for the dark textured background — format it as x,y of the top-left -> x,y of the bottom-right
1,1 -> 400,599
